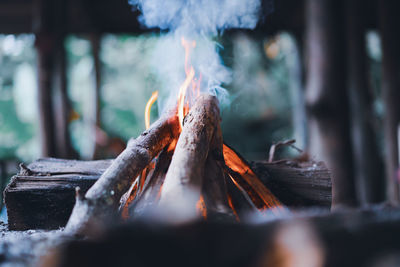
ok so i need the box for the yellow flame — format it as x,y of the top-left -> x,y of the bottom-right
178,68 -> 195,129
145,91 -> 159,130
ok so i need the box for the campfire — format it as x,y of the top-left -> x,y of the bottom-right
65,37 -> 284,234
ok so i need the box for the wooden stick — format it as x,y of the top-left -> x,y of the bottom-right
159,94 -> 220,213
128,146 -> 174,217
65,111 -> 179,234
202,118 -> 237,221
223,144 -> 284,214
225,172 -> 258,217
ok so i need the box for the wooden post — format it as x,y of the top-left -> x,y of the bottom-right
346,0 -> 384,204
34,0 -> 76,158
289,34 -> 308,150
91,34 -> 102,129
35,13 -> 57,157
305,0 -> 357,207
379,0 -> 400,204
90,34 -> 102,159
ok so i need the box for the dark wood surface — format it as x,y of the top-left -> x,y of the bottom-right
4,157 -> 331,230
4,158 -> 108,230
251,160 -> 332,207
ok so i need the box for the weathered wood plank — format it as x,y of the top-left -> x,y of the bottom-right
251,160 -> 332,207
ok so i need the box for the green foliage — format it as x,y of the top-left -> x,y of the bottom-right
0,34 -> 38,162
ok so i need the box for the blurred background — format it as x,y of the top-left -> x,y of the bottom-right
0,0 -> 398,214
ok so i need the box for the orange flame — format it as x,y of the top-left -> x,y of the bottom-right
178,67 -> 195,128
223,144 -> 284,213
177,37 -> 202,130
144,38 -> 201,131
145,91 -> 159,129
227,194 -> 240,221
196,195 -> 207,219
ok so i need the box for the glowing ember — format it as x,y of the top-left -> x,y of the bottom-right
196,195 -> 207,219
227,194 -> 240,221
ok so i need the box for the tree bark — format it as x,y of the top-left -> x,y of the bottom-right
65,111 -> 179,234
252,160 -> 331,207
34,0 -> 75,158
159,94 -> 220,213
36,33 -> 57,158
202,123 -> 236,221
305,0 -> 357,207
379,0 -> 400,204
346,0 -> 384,204
90,33 -> 103,160
53,36 -> 77,159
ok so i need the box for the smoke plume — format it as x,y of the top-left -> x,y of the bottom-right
129,0 -> 262,109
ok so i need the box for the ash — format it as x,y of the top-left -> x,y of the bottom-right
0,223 -> 69,267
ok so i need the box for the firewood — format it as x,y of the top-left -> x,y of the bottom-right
223,144 -> 284,214
127,146 -> 174,217
65,111 -> 179,234
159,94 -> 220,215
202,154 -> 237,221
202,122 -> 236,221
225,172 -> 258,217
251,160 -> 332,207
4,158 -> 331,230
4,158 -> 109,230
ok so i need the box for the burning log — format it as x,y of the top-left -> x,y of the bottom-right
223,144 -> 284,213
127,145 -> 174,217
202,121 -> 237,221
159,94 -> 220,215
64,111 -> 179,234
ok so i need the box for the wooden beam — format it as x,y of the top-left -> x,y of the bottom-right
346,0 -> 384,204
379,0 -> 400,204
304,0 -> 356,207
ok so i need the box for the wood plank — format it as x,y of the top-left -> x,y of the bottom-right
251,160 -> 332,207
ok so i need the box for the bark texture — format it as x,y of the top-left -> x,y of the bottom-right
65,112 -> 179,234
159,94 -> 220,211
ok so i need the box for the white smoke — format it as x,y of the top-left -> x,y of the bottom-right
129,0 -> 261,34
129,0 -> 262,109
